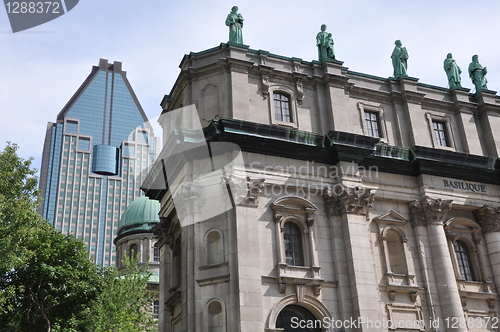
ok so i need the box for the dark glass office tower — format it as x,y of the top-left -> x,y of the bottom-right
39,59 -> 158,266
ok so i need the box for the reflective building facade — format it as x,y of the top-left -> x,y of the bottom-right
39,59 -> 158,266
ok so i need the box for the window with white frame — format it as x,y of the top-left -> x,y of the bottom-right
153,242 -> 160,262
153,299 -> 159,319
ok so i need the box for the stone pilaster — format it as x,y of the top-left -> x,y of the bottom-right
474,205 -> 500,296
324,185 -> 381,331
410,196 -> 466,331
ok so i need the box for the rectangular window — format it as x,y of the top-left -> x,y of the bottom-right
78,138 -> 90,151
123,144 -> 135,156
364,111 -> 380,137
65,120 -> 78,133
433,121 -> 448,147
274,93 -> 292,122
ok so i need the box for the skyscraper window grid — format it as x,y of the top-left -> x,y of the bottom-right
39,59 -> 158,266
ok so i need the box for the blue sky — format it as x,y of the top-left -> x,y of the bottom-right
1,0 -> 499,174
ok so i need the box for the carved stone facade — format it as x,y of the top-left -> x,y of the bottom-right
143,43 -> 500,331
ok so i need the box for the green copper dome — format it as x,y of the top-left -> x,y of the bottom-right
116,196 -> 160,239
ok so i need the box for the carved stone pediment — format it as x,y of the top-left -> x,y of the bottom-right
373,210 -> 409,226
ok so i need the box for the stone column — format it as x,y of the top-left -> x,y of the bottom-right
324,185 -> 382,332
410,196 -> 466,331
474,205 -> 500,295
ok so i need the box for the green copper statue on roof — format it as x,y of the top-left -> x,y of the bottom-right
443,53 -> 462,90
316,24 -> 335,62
391,40 -> 408,80
468,54 -> 488,93
226,6 -> 244,44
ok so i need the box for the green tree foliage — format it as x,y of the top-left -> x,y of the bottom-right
83,256 -> 158,332
0,143 -> 158,331
0,143 -> 101,331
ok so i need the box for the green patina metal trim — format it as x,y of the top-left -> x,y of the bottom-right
215,118 -> 323,147
143,118 -> 500,202
374,144 -> 411,160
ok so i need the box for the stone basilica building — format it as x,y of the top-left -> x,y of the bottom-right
142,38 -> 500,331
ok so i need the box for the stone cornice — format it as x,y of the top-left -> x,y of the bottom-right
474,205 -> 500,233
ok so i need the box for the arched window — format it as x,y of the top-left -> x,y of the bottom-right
276,305 -> 321,332
207,301 -> 223,332
129,243 -> 139,259
274,93 -> 292,122
454,240 -> 476,281
284,222 -> 304,266
386,230 -> 407,275
153,242 -> 160,262
207,230 -> 223,265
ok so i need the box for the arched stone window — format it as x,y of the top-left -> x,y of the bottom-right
206,229 -> 224,265
283,222 -> 304,267
153,242 -> 160,262
207,300 -> 224,332
276,305 -> 321,332
386,229 -> 407,275
271,196 -> 321,294
453,240 -> 476,281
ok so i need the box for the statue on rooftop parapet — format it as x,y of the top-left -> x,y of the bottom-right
225,6 -> 244,44
391,40 -> 408,80
316,24 -> 335,62
443,53 -> 462,90
468,54 -> 488,93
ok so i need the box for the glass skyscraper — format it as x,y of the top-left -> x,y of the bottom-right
39,59 -> 158,266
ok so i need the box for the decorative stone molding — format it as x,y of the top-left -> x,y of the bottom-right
474,205 -> 500,233
271,196 -> 322,295
261,75 -> 270,99
323,184 -> 375,216
152,219 -> 169,248
296,284 -> 306,303
472,230 -> 482,244
313,285 -> 321,296
239,177 -> 265,207
295,80 -> 304,105
408,196 -> 452,226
